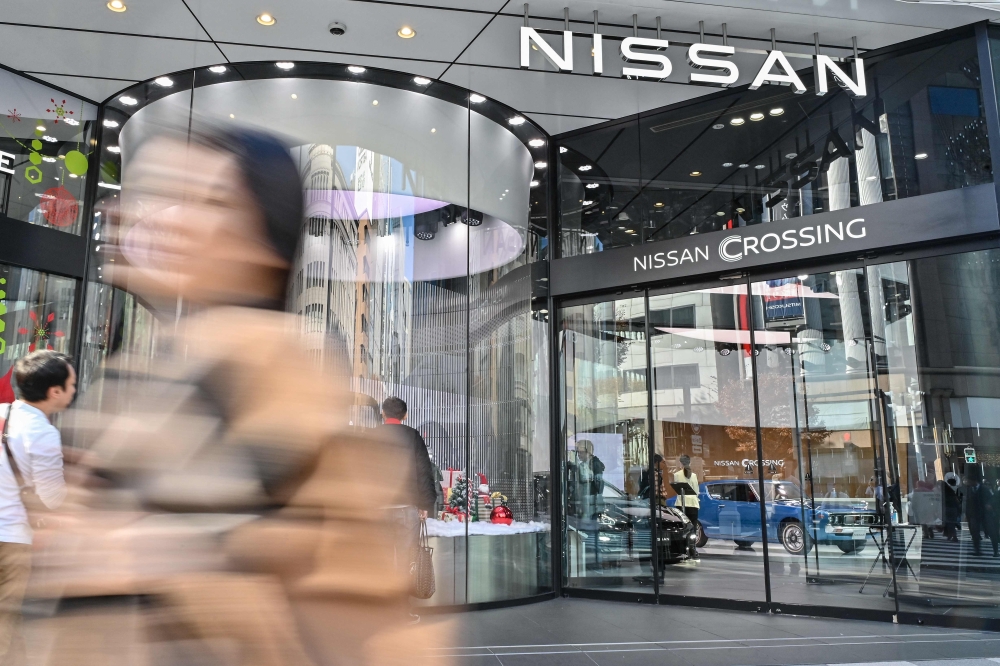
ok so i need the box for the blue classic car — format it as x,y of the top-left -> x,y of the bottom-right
668,479 -> 879,554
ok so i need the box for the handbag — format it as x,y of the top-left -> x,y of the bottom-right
409,516 -> 436,600
1,405 -> 49,529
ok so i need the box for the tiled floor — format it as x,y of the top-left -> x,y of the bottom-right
423,598 -> 1000,665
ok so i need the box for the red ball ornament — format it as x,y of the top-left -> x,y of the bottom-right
490,505 -> 513,525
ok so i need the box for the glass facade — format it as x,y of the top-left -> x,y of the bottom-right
81,65 -> 551,606
6,17 -> 1000,627
559,33 -> 991,257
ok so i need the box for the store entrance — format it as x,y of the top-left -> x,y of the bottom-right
559,262 -> 919,612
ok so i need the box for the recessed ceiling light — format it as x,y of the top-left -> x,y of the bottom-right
528,138 -> 545,148
103,119 -> 119,128
431,128 -> 436,133
119,96 -> 137,106
229,113 -> 235,119
730,117 -> 745,126
712,123 -> 725,130
530,180 -> 540,187
63,118 -> 79,126
689,171 -> 702,177
578,165 -> 592,171
508,116 -> 526,126
154,76 -> 174,87
42,135 -> 57,143
42,156 -> 56,163
348,65 -> 366,74
69,173 -> 79,179
209,65 -> 227,73
736,207 -> 745,213
107,146 -> 121,154
534,161 -> 547,169
865,175 -> 878,181
372,100 -> 379,106
716,211 -> 726,216
469,93 -> 486,103
785,152 -> 797,160
739,163 -> 749,168
275,62 -> 294,70
35,125 -> 45,132
559,146 -> 568,153
749,112 -> 765,121
291,93 -> 297,99
769,107 -> 785,116
107,0 -> 126,11
722,162 -> 733,167
915,152 -> 928,160
582,200 -> 594,205
754,164 -> 766,169
398,26 -> 416,38
654,202 -> 665,208
257,13 -> 276,26
413,76 -> 431,85
586,183 -> 599,189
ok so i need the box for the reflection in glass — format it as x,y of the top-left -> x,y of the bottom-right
649,285 -> 766,601
560,297 -> 652,589
751,270 -> 894,610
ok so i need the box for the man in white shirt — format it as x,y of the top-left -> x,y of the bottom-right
0,350 -> 74,665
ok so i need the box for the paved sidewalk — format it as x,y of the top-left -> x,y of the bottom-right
424,599 -> 1000,665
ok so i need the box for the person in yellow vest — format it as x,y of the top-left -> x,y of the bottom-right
674,454 -> 700,558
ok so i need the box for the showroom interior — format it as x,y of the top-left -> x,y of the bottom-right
6,0 -> 1000,635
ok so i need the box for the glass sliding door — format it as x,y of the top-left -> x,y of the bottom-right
648,284 -> 767,603
750,269 -> 896,611
559,296 -> 653,590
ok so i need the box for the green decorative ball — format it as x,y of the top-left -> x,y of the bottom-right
64,150 -> 88,176
28,152 -> 41,165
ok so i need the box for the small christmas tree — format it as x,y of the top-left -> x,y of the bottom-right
449,476 -> 470,517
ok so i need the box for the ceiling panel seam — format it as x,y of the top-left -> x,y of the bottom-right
23,71 -> 140,83
0,20 -> 215,43
437,0 -> 510,80
347,0 -> 927,49
180,0 -> 230,63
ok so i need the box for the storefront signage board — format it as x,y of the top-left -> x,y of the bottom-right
551,183 -> 999,296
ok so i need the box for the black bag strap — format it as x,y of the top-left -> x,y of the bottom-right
1,405 -> 26,490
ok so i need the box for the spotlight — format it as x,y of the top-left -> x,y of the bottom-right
585,183 -> 599,189
689,171 -> 702,177
528,139 -> 545,147
749,112 -> 764,121
712,123 -> 725,130
730,117 -> 745,126
769,107 -> 785,116
414,214 -> 437,240
275,62 -> 294,70
578,165 -> 592,171
209,65 -> 227,73
915,152 -> 928,160
469,93 -> 486,103
348,66 -> 366,74
154,77 -> 174,87
508,116 -> 526,126
398,26 -> 416,38
257,13 -> 276,26
413,76 -> 431,85
530,180 -> 540,187
462,209 -> 483,226
107,0 -> 126,11
534,161 -> 547,169
119,96 -> 138,106
722,162 -> 733,167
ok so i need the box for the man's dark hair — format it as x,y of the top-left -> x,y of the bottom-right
382,396 -> 407,420
14,350 -> 73,402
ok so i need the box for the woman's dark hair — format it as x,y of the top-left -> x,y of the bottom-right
188,126 -> 304,305
14,350 -> 73,402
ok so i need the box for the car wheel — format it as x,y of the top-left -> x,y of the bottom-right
779,520 -> 812,555
837,541 -> 866,554
734,540 -> 754,550
695,521 -> 708,548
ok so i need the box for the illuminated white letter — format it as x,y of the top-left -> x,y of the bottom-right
520,27 -> 573,72
687,43 -> 739,86
593,33 -> 603,75
815,55 -> 866,98
750,50 -> 806,94
621,37 -> 672,81
0,151 -> 14,175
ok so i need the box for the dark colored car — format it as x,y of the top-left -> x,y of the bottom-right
668,479 -> 878,554
570,482 -> 697,567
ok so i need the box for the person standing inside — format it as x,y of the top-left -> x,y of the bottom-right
0,350 -> 74,665
674,454 -> 700,558
376,397 -> 437,519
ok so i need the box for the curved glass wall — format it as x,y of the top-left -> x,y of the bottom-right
559,30 -> 990,257
78,63 -> 551,606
